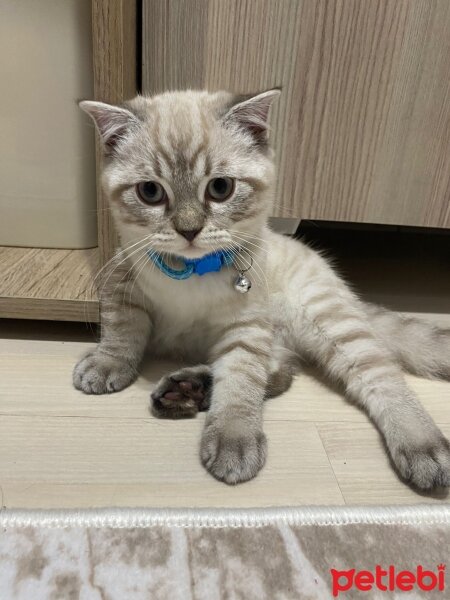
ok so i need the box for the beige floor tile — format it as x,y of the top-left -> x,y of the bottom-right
0,416 -> 343,508
0,351 -> 176,419
317,422 -> 450,505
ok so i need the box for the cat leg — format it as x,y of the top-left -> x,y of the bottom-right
364,303 -> 450,380
201,315 -> 272,484
151,365 -> 213,419
266,346 -> 297,398
73,304 -> 151,394
294,287 -> 450,489
73,260 -> 152,394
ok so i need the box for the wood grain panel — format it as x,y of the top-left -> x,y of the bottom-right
143,0 -> 450,228
92,0 -> 137,263
0,247 -> 99,322
0,298 -> 98,323
144,0 -> 208,91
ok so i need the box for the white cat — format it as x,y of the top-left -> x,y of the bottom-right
74,89 -> 450,488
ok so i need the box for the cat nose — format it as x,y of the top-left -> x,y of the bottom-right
177,228 -> 202,242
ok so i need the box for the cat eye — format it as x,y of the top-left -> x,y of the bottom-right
205,177 -> 235,202
136,181 -> 167,205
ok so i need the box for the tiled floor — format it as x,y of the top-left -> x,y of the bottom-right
1,319 -> 449,508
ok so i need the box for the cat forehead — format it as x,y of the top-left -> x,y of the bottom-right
122,92 -> 250,174
127,91 -> 232,133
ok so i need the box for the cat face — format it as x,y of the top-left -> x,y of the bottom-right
81,90 -> 279,258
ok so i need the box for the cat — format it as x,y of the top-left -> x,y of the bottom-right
74,89 -> 450,489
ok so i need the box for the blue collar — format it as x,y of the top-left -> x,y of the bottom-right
148,249 -> 236,280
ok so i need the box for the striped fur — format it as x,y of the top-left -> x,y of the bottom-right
74,90 -> 450,489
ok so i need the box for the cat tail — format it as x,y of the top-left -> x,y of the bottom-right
365,303 -> 450,380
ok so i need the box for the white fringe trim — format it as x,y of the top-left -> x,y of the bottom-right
1,505 -> 449,529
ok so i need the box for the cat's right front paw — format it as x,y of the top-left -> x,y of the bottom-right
73,351 -> 137,394
201,418 -> 267,484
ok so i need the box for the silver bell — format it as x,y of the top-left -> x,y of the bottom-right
234,273 -> 252,293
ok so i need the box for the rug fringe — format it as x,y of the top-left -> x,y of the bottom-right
1,505 -> 449,528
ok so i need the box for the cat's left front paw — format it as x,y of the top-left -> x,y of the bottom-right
390,435 -> 450,490
201,419 -> 267,484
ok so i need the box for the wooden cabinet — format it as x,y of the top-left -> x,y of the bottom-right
0,0 -> 136,322
143,0 -> 450,228
1,0 -> 448,323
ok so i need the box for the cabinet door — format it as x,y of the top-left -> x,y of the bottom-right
143,0 -> 450,228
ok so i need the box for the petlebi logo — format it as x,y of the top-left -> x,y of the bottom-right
331,564 -> 446,597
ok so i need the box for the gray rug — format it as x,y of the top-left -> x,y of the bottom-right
0,506 -> 449,599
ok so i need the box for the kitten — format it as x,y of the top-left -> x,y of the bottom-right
74,89 -> 450,489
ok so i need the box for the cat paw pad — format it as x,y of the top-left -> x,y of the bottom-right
151,368 -> 212,419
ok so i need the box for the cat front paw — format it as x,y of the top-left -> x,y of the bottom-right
201,419 -> 267,484
389,433 -> 450,490
73,351 -> 137,394
151,365 -> 212,419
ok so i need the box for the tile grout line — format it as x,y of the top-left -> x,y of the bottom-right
314,423 -> 348,506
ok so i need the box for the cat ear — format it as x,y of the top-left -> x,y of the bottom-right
79,100 -> 138,153
223,89 -> 281,146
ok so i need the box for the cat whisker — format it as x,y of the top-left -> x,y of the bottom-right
230,229 -> 271,245
229,228 -> 270,244
83,235 -> 152,330
229,233 -> 270,258
124,249 -> 153,313
98,237 -> 153,304
90,233 -> 153,296
230,235 -> 269,255
110,250 -> 147,310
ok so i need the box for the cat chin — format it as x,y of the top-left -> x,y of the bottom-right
175,246 -> 220,259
